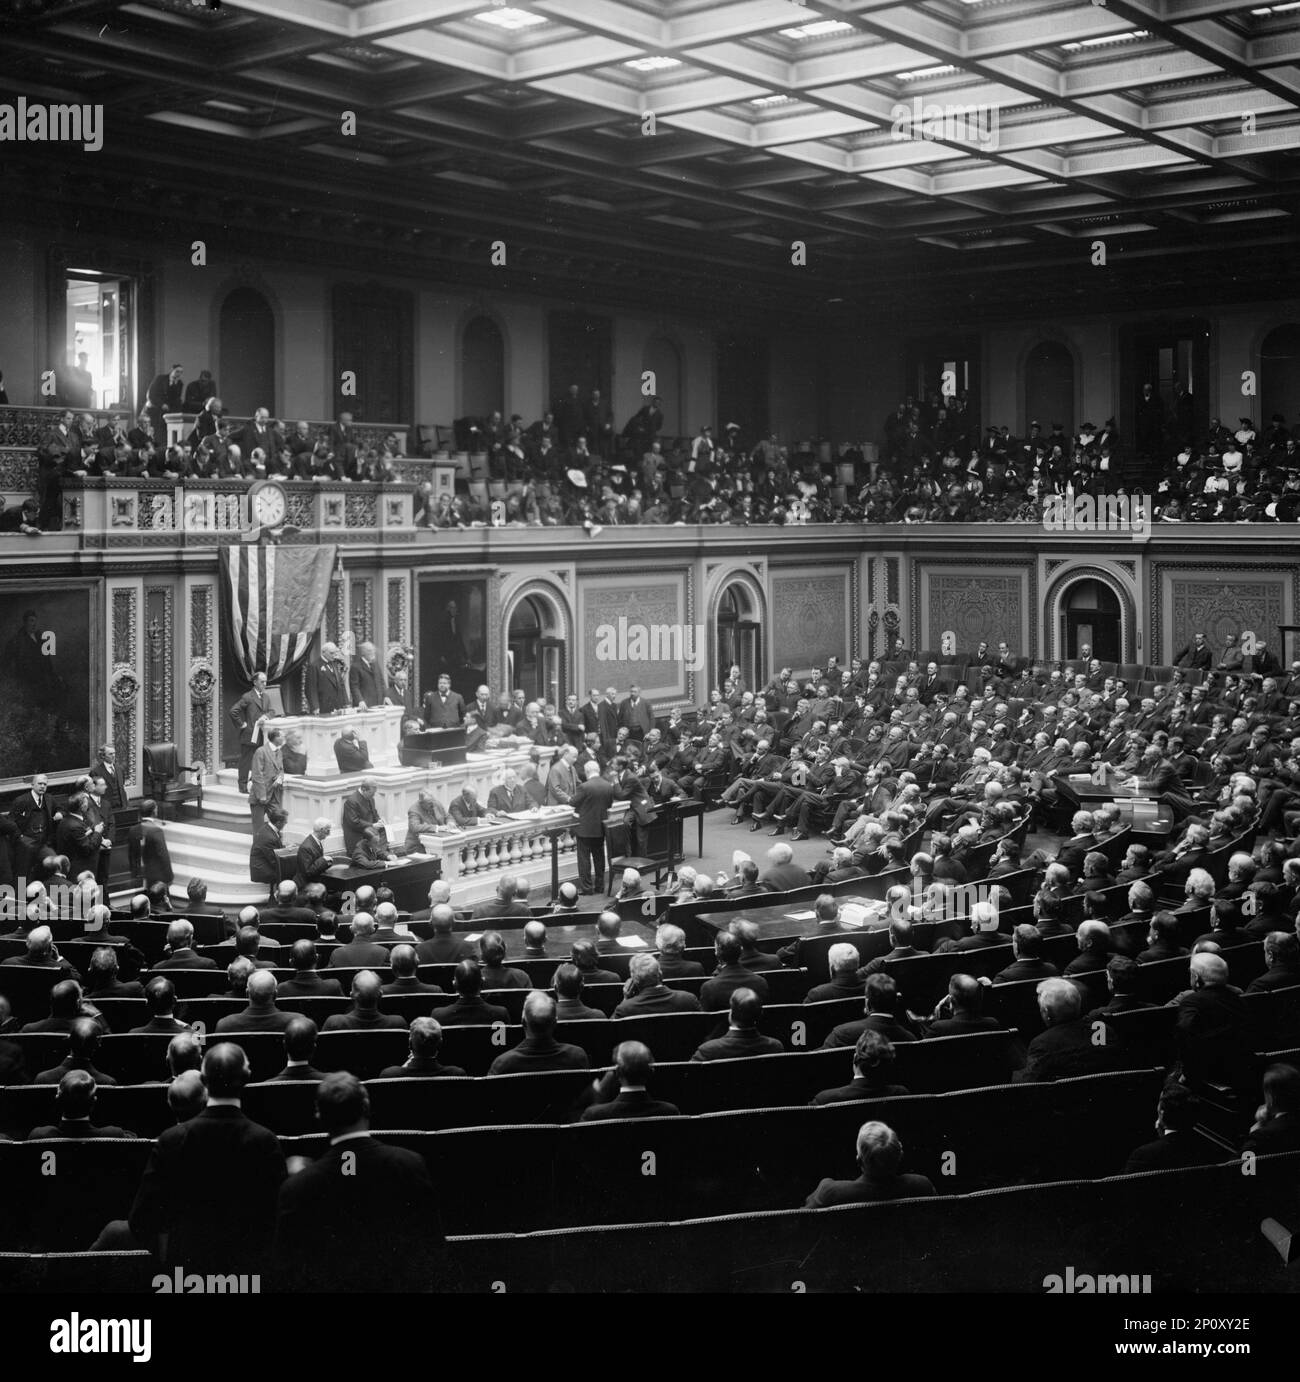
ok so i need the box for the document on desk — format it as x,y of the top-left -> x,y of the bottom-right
784,910 -> 817,921
616,936 -> 648,948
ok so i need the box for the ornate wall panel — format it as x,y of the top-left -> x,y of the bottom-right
921,565 -> 1030,656
188,582 -> 216,773
387,577 -> 408,648
109,585 -> 139,790
578,571 -> 694,704
1155,563 -> 1295,663
143,586 -> 174,746
350,577 -> 373,646
769,570 -> 850,670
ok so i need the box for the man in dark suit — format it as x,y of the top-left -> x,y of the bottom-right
1243,1063 -> 1300,1154
326,913 -> 390,969
305,642 -> 351,715
690,987 -> 784,1061
127,800 -> 174,891
347,641 -> 390,710
811,1029 -> 910,1104
597,688 -> 621,755
422,673 -> 466,729
91,745 -> 126,811
415,904 -> 477,965
758,841 -> 811,893
612,953 -> 701,1016
1018,978 -> 1121,1082
700,930 -> 771,1010
1171,952 -> 1254,1089
822,974 -> 919,1049
333,726 -> 373,774
487,992 -> 588,1075
377,1017 -> 466,1078
216,970 -> 296,1033
322,970 -> 407,1030
430,961 -> 510,1026
32,1017 -> 117,1085
572,762 -> 615,895
992,925 -> 1060,984
486,769 -> 528,815
554,964 -> 606,1022
469,876 -> 530,922
341,780 -> 382,854
128,978 -> 191,1035
150,918 -> 218,971
618,685 -> 655,741
229,671 -> 272,794
268,1018 -> 327,1081
9,771 -> 58,877
582,1041 -> 681,1120
249,806 -> 288,899
273,1072 -> 447,1291
448,783 -> 489,830
28,1069 -> 135,1140
1122,1082 -> 1221,1172
655,924 -> 704,979
129,1043 -> 287,1274
279,940 -> 343,998
804,1120 -> 936,1207
144,364 -> 185,444
382,945 -> 443,996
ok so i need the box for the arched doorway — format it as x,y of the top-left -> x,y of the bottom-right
1024,340 -> 1074,437
1062,578 -> 1121,663
507,594 -> 565,707
461,314 -> 505,419
1261,324 -> 1300,429
643,334 -> 682,437
715,582 -> 762,691
218,287 -> 276,416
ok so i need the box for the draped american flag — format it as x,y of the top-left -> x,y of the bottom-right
223,543 -> 337,682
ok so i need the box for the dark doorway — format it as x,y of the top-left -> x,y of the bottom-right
1063,579 -> 1121,663
462,314 -> 505,418
332,284 -> 414,424
507,595 -> 565,707
1119,317 -> 1210,458
716,331 -> 769,440
219,287 -> 276,417
1024,340 -> 1075,437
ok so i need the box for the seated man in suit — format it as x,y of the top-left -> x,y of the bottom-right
4,927 -> 80,981
149,918 -> 218,971
430,960 -> 511,1026
272,1072 -> 448,1292
470,876 -> 530,921
805,942 -> 867,1005
1243,1061 -> 1300,1154
269,1017 -> 326,1081
128,1042 -> 287,1276
804,1119 -> 936,1207
690,987 -> 784,1062
655,923 -> 703,979
377,1017 -> 466,1078
278,940 -> 343,998
32,1016 -> 116,1085
405,790 -> 447,851
478,931 -> 531,989
758,841 -> 811,893
613,952 -> 701,1017
326,912 -> 390,968
572,939 -> 621,988
351,824 -> 396,868
1122,1080 -> 1221,1172
129,977 -> 191,1034
333,725 -> 373,775
487,768 -> 529,815
217,970 -> 296,1033
581,1040 -> 681,1120
294,819 -> 335,892
700,930 -> 771,1010
553,963 -> 605,1022
260,879 -> 317,928
83,944 -> 144,1000
448,782 -> 490,829
415,903 -> 477,965
322,970 -> 407,1030
28,1069 -> 135,1141
822,973 -> 919,1049
487,991 -> 588,1076
811,1029 -> 910,1105
382,945 -> 443,996
1018,978 -> 1122,1082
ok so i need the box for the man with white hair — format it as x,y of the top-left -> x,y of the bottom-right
326,913 -> 390,968
294,817 -> 335,892
936,900 -> 1008,953
1063,919 -> 1112,976
758,841 -> 811,893
804,1120 -> 935,1206
612,867 -> 645,902
1018,978 -> 1119,1082
348,640 -> 390,710
805,942 -> 866,1004
1169,951 -> 1253,1088
0,924 -> 80,978
572,759 -> 615,895
655,923 -> 703,979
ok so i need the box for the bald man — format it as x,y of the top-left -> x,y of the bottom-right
487,992 -> 589,1075
581,1041 -> 681,1120
128,1042 -> 287,1275
322,970 -> 407,1030
216,970 -> 295,1033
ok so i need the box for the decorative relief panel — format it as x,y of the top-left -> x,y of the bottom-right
926,573 -> 1025,653
189,583 -> 216,772
387,577 -> 407,647
144,586 -> 174,746
1167,571 -> 1286,660
579,575 -> 689,700
110,587 -> 138,788
350,579 -> 373,644
771,573 -> 849,670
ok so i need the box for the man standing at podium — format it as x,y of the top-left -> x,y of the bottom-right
572,761 -> 615,896
306,642 -> 351,715
342,780 -> 384,856
422,673 -> 465,729
348,641 -> 391,710
230,671 -> 271,795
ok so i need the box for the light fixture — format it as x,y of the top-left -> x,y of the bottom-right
473,7 -> 547,31
624,56 -> 682,72
1062,29 -> 1150,51
779,19 -> 853,39
895,63 -> 958,80
750,94 -> 794,107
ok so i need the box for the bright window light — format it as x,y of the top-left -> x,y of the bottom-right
779,20 -> 853,39
624,56 -> 682,71
896,64 -> 958,80
1062,29 -> 1150,51
750,94 -> 794,107
473,7 -> 547,31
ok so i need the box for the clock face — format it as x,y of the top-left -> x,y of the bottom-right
251,482 -> 287,527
